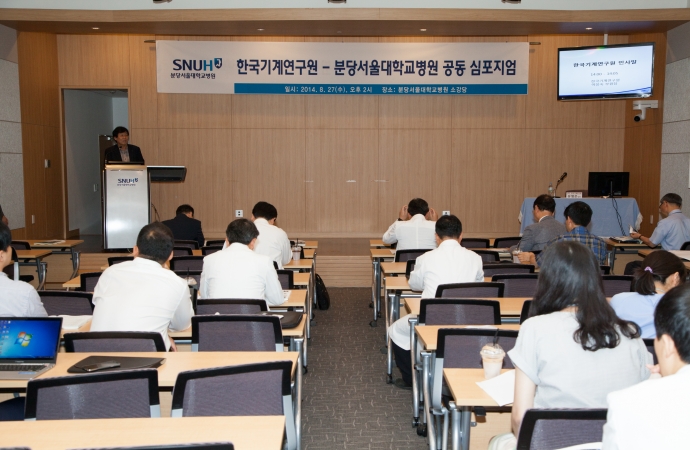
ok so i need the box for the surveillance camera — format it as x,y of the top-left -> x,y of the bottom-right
632,99 -> 658,122
634,114 -> 642,122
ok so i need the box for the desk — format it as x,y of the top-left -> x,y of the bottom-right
370,239 -> 392,248
301,240 -> 318,249
283,259 -> 315,341
519,197 -> 642,237
16,249 -> 52,290
605,238 -> 647,273
25,240 -> 83,279
638,248 -> 690,270
371,248 -> 395,326
0,416 -> 286,450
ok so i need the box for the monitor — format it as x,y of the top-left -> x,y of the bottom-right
0,318 -> 62,362
588,172 -> 630,197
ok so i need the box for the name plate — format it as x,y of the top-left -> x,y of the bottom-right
565,192 -> 583,198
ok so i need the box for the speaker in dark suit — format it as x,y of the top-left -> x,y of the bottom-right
162,205 -> 205,248
104,126 -> 145,164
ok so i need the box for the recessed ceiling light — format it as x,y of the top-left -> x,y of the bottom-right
586,27 -> 592,30
502,0 -> 521,3
92,27 -> 99,30
257,28 -> 264,31
336,31 -> 342,34
420,28 -> 427,32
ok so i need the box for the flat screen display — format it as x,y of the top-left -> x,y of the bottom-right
558,43 -> 654,100
588,172 -> 630,197
0,318 -> 62,361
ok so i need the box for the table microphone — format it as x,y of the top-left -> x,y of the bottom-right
557,172 -> 567,183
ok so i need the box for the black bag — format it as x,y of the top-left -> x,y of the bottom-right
315,273 -> 330,310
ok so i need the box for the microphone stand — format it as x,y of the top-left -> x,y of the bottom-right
554,179 -> 563,198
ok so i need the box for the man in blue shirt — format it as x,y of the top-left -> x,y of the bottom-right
631,193 -> 690,250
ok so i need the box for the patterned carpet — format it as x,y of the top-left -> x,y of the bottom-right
301,287 -> 427,449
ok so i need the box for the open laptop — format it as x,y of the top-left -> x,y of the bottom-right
0,317 -> 63,380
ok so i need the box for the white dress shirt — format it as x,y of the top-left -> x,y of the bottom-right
90,257 -> 193,350
602,364 -> 690,450
390,239 -> 484,350
0,272 -> 47,317
382,214 -> 437,252
253,218 -> 292,269
200,242 -> 285,306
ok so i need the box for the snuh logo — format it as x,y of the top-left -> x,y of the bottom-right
172,58 -> 222,71
116,178 -> 138,187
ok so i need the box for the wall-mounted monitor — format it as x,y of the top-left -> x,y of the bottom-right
558,43 -> 654,101
588,172 -> 630,197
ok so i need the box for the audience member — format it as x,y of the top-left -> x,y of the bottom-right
200,218 -> 285,306
389,215 -> 483,389
518,201 -> 607,266
510,194 -> 566,252
611,250 -> 685,338
382,198 -> 438,252
162,204 -> 205,248
0,222 -> 47,317
90,222 -> 193,351
251,201 -> 292,269
602,283 -> 690,449
631,193 -> 690,250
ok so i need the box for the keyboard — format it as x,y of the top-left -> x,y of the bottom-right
0,364 -> 47,372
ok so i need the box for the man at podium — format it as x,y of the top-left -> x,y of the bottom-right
104,126 -> 144,164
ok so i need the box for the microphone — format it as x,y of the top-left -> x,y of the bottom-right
557,172 -> 568,183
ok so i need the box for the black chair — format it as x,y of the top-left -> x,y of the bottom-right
461,238 -> 490,249
205,239 -> 226,247
405,259 -> 416,279
435,282 -> 504,298
108,256 -> 134,266
681,241 -> 690,251
84,445 -> 234,450
515,408 -> 608,450
493,237 -> 521,248
170,256 -> 204,272
24,369 -> 161,419
277,270 -> 294,289
394,248 -> 431,263
3,248 -> 34,283
174,240 -> 199,250
419,299 -> 501,326
64,332 -> 167,352
483,263 -> 535,277
78,272 -> 102,292
38,291 -> 94,316
170,361 -> 296,450
173,247 -> 194,257
473,250 -> 500,263
173,270 -> 202,289
491,274 -> 539,297
201,245 -> 223,256
196,299 -> 268,315
643,338 -> 658,365
10,240 -> 31,250
600,265 -> 611,275
601,275 -> 634,297
519,300 -> 533,324
191,315 -> 283,352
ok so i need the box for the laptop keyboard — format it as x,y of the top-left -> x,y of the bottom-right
0,364 -> 47,372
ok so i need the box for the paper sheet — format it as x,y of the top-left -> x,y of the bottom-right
283,290 -> 291,299
59,315 -> 92,330
476,369 -> 515,406
670,250 -> 690,261
555,443 -> 602,450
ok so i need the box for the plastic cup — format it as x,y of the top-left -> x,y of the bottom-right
480,343 -> 505,379
512,249 -> 521,264
292,246 -> 301,261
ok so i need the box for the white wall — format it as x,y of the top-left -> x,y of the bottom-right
112,97 -> 128,131
0,23 -> 25,230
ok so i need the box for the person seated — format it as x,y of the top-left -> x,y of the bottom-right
389,215 -> 484,389
611,250 -> 685,338
489,241 -> 650,450
162,204 -> 205,248
602,283 -> 690,449
382,198 -> 438,252
510,194 -> 566,252
0,222 -> 47,317
200,218 -> 285,306
518,201 -> 607,266
90,222 -> 193,351
251,201 -> 292,270
631,193 -> 690,250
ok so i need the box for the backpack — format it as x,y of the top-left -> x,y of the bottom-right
315,273 -> 330,310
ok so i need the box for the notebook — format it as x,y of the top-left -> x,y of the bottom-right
0,317 -> 63,380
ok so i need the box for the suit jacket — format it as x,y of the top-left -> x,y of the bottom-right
512,215 -> 567,252
104,144 -> 145,164
162,214 -> 205,247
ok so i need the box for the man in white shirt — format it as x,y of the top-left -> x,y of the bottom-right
0,223 -> 47,317
200,218 -> 285,306
90,222 -> 193,351
602,283 -> 690,449
389,215 -> 484,389
252,201 -> 292,269
382,198 -> 438,252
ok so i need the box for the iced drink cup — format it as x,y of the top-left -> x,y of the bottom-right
292,246 -> 301,261
480,343 -> 505,379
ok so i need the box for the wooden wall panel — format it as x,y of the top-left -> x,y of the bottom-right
305,96 -> 379,129
20,124 -> 47,238
305,129 -> 378,233
231,95 -> 305,129
452,95 -> 526,129
599,129 -> 625,172
379,96 -> 452,129
57,34 -> 130,87
128,35 -> 157,129
43,125 -> 65,238
17,32 -> 59,127
158,94 -> 233,129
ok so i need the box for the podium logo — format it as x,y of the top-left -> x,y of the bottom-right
117,178 -> 139,187
172,58 -> 222,72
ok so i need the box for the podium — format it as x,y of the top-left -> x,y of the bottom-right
103,164 -> 187,250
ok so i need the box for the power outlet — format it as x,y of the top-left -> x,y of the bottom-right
442,210 -> 450,216
235,210 -> 243,218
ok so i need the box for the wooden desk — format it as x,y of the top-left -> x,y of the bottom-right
16,249 -> 52,289
605,238 -> 648,274
303,248 -> 315,259
293,272 -> 310,286
370,239 -> 391,248
24,239 -> 83,279
638,248 -> 690,269
192,249 -> 202,256
301,240 -> 318,249
0,416 -> 286,450
370,249 -> 396,326
381,261 -> 406,274
405,297 -> 528,317
284,259 -> 312,270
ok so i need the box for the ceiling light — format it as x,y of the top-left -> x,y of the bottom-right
337,31 -> 342,34
257,28 -> 264,31
328,0 -> 346,3
420,28 -> 427,32
502,0 -> 521,3
153,0 -> 172,3
92,27 -> 99,30
586,27 -> 593,30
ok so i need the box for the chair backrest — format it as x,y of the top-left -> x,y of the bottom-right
493,237 -> 521,248
516,408 -> 608,450
201,246 -> 223,256
601,275 -> 634,297
170,256 -> 204,272
205,239 -> 226,247
196,299 -> 268,315
84,445 -> 235,450
25,369 -> 160,420
483,263 -> 535,277
394,248 -> 431,263
79,272 -> 103,292
2,247 -> 22,280
38,291 -> 94,316
174,240 -> 199,250
191,315 -> 283,352
600,265 -> 611,275
64,332 -> 167,352
405,259 -> 416,278
173,247 -> 194,257
491,274 -> 539,298
419,299 -> 501,326
10,240 -> 31,250
108,256 -> 134,266
173,270 -> 202,289
643,338 -> 658,365
276,270 -> 294,289
460,238 -> 490,249
171,361 -> 296,450
473,250 -> 500,263
682,241 -> 690,251
520,300 -> 533,324
435,282 -> 505,298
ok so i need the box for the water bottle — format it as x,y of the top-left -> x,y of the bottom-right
547,182 -> 555,197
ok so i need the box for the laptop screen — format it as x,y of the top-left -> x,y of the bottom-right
0,318 -> 62,361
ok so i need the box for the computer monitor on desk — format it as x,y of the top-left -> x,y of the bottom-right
588,172 -> 630,197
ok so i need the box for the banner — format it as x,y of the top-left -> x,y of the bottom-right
156,41 -> 528,95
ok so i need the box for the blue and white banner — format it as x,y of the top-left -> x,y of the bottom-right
156,41 -> 529,95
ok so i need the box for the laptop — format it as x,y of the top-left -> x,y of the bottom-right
0,317 -> 63,380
